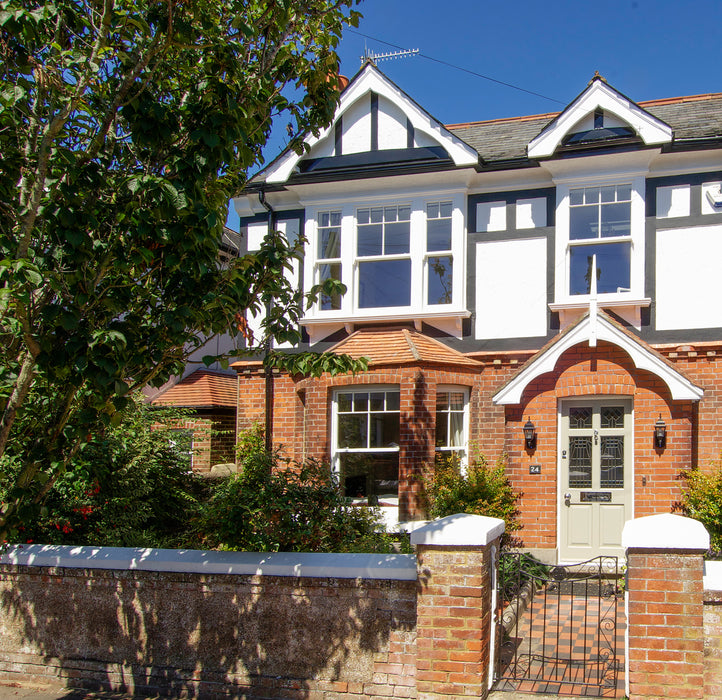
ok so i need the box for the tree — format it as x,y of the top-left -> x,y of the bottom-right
0,0 -> 362,539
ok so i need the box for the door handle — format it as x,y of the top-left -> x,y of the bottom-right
564,492 -> 572,506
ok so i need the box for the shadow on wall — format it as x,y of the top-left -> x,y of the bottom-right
0,560 -> 416,697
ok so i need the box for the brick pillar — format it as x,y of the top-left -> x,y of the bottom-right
623,513 -> 710,699
411,514 -> 505,699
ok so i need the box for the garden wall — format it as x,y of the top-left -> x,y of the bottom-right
0,547 -> 418,698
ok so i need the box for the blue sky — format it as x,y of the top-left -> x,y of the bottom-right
227,0 -> 722,228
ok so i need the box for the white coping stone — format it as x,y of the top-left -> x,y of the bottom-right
704,560 -> 722,591
410,513 -> 505,547
0,544 -> 417,581
621,513 -> 710,552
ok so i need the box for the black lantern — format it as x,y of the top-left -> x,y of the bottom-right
654,414 -> 667,449
523,417 -> 537,450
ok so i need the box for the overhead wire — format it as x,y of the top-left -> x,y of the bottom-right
347,29 -> 565,106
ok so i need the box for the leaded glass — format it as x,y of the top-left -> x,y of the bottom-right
570,407 -> 592,429
569,436 -> 592,488
601,406 -> 625,429
600,436 -> 624,488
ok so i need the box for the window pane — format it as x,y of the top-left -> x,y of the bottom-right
340,453 -> 399,502
569,436 -> 592,488
337,415 -> 366,448
570,188 -> 584,205
385,221 -> 410,254
318,263 -> 342,310
386,391 -> 400,411
337,393 -> 352,412
359,260 -> 411,308
601,406 -> 625,428
427,217 -> 451,251
370,207 -> 383,223
357,209 -> 369,225
584,187 -> 600,204
569,242 -> 631,295
570,205 -> 598,240
427,256 -> 453,305
570,407 -> 592,429
357,224 -> 383,256
319,226 -> 340,259
436,393 -> 449,411
600,436 -> 624,488
384,206 -> 397,222
600,202 -> 630,237
369,392 -> 384,411
398,205 -> 411,221
320,211 -> 330,227
427,202 -> 439,219
369,412 -> 400,447
449,392 -> 465,410
448,412 -> 464,447
435,411 -> 449,447
440,201 -> 453,218
353,393 -> 367,412
330,212 -> 341,227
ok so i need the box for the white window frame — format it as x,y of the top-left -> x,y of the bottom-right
424,201 -> 455,307
304,191 -> 466,320
553,175 -> 646,306
434,385 -> 470,465
331,386 -> 401,505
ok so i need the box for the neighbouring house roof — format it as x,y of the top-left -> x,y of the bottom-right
447,92 -> 722,164
150,369 -> 237,408
329,328 -> 481,368
492,309 -> 703,405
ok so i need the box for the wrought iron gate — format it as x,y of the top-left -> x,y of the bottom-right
493,553 -> 623,697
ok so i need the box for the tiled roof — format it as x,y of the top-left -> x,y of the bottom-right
447,93 -> 722,163
329,328 -> 481,367
151,369 -> 236,408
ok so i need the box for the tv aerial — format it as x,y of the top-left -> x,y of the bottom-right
361,46 -> 419,66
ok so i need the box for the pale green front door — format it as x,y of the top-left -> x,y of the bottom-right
559,399 -> 633,562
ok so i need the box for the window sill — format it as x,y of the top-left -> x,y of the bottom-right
549,297 -> 651,330
301,309 -> 471,343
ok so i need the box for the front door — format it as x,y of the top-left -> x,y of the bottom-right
559,398 -> 633,562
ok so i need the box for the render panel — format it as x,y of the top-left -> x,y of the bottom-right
475,237 -> 547,339
656,223 -> 722,330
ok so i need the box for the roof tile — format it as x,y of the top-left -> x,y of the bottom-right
151,369 -> 236,408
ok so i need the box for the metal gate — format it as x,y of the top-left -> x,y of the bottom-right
493,553 -> 623,697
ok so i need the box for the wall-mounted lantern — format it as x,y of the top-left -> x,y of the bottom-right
523,417 -> 537,450
654,414 -> 667,449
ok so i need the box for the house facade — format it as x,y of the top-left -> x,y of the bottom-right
232,63 -> 722,563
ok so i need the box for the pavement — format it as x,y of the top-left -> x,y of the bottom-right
0,681 -> 592,700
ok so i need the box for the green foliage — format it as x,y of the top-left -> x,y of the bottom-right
425,453 -> 522,540
676,465 -> 722,553
0,0 -> 363,537
2,394 -> 208,547
190,425 -> 401,553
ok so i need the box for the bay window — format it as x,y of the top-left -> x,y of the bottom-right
435,387 -> 469,463
316,210 -> 342,310
426,201 -> 454,305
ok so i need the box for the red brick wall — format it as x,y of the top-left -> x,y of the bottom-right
234,340 -> 722,552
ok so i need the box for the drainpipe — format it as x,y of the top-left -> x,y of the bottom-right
258,189 -> 275,454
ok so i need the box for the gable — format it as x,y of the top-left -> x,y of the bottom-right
262,63 -> 479,184
527,76 -> 673,159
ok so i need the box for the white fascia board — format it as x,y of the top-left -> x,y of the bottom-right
0,544 -> 418,581
264,66 -> 478,184
492,314 -> 703,405
528,81 -> 672,159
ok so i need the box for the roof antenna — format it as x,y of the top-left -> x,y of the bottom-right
361,47 -> 420,67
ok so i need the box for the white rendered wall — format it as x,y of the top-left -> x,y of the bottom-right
378,95 -> 408,150
341,95 -> 371,155
475,237 -> 547,339
656,224 -> 722,329
476,201 -> 507,232
656,184 -> 690,218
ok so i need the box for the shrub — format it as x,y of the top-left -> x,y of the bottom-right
676,465 -> 722,553
3,396 -> 208,548
186,425 -> 403,553
425,453 -> 521,542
